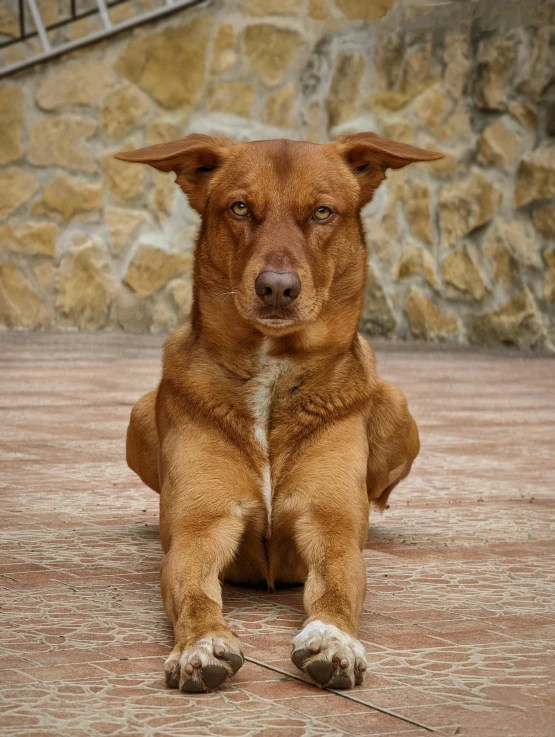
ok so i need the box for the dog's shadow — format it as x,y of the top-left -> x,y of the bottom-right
133,523 -> 160,542
366,517 -> 431,545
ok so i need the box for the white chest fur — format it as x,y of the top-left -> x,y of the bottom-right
247,341 -> 288,530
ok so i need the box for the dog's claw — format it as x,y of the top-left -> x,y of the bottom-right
308,639 -> 321,653
355,660 -> 366,684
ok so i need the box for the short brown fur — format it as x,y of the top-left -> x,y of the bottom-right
118,133 -> 441,693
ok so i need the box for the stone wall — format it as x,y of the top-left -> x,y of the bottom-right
0,0 -> 554,351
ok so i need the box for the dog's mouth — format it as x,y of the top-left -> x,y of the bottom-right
233,291 -> 313,334
255,305 -> 297,321
252,306 -> 301,332
257,317 -> 295,326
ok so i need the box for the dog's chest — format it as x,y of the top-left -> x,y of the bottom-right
246,344 -> 289,525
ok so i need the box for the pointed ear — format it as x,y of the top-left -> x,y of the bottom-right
334,132 -> 444,207
114,134 -> 233,213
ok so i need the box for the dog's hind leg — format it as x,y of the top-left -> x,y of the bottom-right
365,379 -> 420,511
126,389 -> 161,493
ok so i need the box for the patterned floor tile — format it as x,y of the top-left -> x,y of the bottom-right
1,333 -> 554,736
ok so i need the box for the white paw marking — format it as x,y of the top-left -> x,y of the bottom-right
177,637 -> 215,671
291,620 -> 367,688
292,620 -> 367,661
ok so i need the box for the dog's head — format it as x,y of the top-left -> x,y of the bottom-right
116,134 -> 441,337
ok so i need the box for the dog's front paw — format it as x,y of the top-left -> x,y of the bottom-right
291,620 -> 367,689
164,633 -> 244,693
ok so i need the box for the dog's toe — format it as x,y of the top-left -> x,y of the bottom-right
164,652 -> 181,689
213,638 -> 244,675
291,647 -> 311,670
307,659 -> 333,684
291,620 -> 367,690
355,658 -> 367,685
328,673 -> 353,689
180,677 -> 206,693
202,664 -> 229,690
220,651 -> 244,674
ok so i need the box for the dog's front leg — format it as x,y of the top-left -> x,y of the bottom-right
158,427 -> 261,693
291,524 -> 368,689
160,515 -> 245,693
284,418 -> 370,689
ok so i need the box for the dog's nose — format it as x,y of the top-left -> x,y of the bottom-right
255,270 -> 301,308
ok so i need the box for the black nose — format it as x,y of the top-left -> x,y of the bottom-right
255,270 -> 301,308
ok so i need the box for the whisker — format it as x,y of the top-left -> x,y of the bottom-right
214,288 -> 239,304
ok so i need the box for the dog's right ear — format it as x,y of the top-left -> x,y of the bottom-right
114,134 -> 233,213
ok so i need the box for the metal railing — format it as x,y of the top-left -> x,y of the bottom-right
0,0 -> 205,78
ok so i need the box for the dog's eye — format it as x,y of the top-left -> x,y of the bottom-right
231,201 -> 249,217
313,206 -> 332,221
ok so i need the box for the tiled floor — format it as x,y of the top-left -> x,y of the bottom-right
1,333 -> 554,737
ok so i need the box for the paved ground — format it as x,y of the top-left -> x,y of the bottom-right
1,332 -> 554,737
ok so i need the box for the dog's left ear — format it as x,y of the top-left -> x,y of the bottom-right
334,132 -> 443,207
114,134 -> 233,213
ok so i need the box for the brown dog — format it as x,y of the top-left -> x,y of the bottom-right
117,133 -> 441,693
